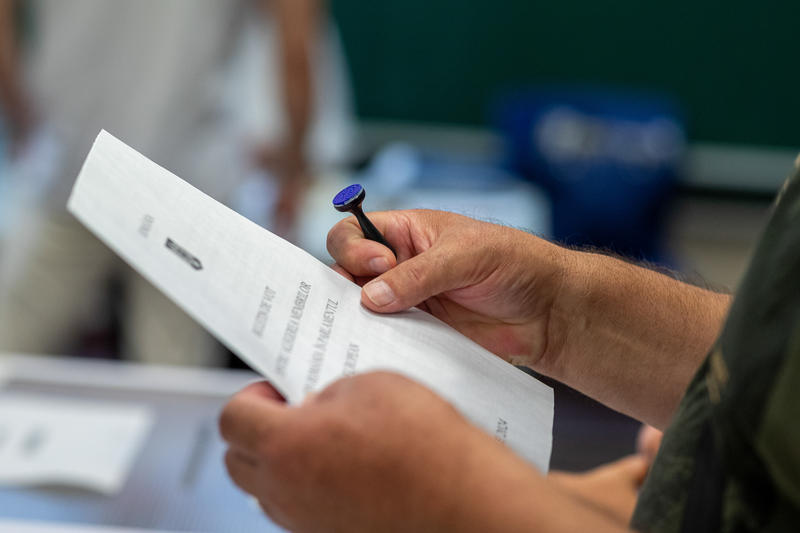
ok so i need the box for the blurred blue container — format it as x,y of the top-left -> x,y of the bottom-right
495,87 -> 686,262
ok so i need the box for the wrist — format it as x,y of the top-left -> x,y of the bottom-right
517,237 -> 576,374
536,248 -> 641,383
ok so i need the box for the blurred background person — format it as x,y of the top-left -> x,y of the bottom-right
0,0 -> 354,366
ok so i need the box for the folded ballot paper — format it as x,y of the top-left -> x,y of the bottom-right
67,131 -> 554,470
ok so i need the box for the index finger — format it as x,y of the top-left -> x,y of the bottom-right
219,381 -> 288,453
326,211 -> 412,277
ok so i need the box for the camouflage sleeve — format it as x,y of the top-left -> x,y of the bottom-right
755,324 -> 800,508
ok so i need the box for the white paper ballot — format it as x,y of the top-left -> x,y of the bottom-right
67,131 -> 553,470
0,394 -> 153,494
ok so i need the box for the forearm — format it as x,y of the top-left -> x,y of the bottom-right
541,249 -> 730,428
271,0 -> 317,172
450,442 -> 630,532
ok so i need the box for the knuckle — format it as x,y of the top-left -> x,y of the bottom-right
256,436 -> 279,462
223,449 -> 237,475
326,217 -> 355,253
258,420 -> 302,464
316,377 -> 348,400
253,423 -> 278,458
403,260 -> 428,286
256,427 -> 288,463
325,231 -> 336,255
325,223 -> 344,256
361,370 -> 401,387
218,403 -> 237,442
303,410 -> 352,448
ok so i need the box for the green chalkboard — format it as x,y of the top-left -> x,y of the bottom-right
332,1 -> 800,147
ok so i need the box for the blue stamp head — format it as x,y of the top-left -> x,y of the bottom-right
333,184 -> 365,212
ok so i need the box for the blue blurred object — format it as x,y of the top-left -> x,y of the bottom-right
494,87 -> 686,262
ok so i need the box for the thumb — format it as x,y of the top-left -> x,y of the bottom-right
360,244 -> 465,313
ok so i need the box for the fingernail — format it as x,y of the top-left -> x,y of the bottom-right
369,256 -> 391,274
364,280 -> 395,307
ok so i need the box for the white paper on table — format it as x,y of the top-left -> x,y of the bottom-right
0,394 -> 153,494
67,131 -> 554,470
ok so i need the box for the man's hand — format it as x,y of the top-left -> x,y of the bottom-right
221,372 -> 480,531
327,210 -> 566,366
636,425 -> 663,463
327,209 -> 730,429
220,372 -> 515,531
549,456 -> 649,525
548,425 -> 663,524
220,372 -> 629,532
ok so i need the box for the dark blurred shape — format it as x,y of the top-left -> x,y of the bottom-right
519,367 -> 640,471
495,87 -> 685,262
